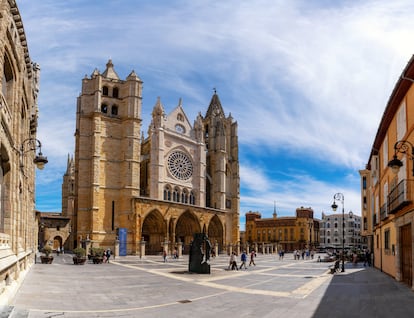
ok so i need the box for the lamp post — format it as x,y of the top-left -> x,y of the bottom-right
331,193 -> 345,272
349,211 -> 354,251
388,140 -> 414,176
20,138 -> 48,170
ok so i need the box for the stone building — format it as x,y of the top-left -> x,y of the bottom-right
64,61 -> 240,255
360,54 -> 414,288
0,0 -> 47,304
318,212 -> 366,251
38,213 -> 71,252
244,207 -> 319,253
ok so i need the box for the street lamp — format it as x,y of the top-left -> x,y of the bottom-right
388,140 -> 414,176
331,193 -> 345,272
20,138 -> 48,170
349,211 -> 354,251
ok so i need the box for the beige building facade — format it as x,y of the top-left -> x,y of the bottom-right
361,55 -> 414,289
65,61 -> 240,255
244,207 -> 319,253
0,0 -> 46,304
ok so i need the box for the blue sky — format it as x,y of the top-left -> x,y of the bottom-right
16,0 -> 414,229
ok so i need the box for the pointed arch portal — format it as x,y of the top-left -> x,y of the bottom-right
208,215 -> 224,253
175,211 -> 201,254
142,210 -> 166,255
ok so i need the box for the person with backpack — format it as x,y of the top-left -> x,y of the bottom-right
239,251 -> 247,269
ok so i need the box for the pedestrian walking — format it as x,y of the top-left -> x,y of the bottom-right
229,252 -> 238,270
249,250 -> 256,266
364,249 -> 371,266
240,251 -> 247,269
163,250 -> 167,262
105,249 -> 111,263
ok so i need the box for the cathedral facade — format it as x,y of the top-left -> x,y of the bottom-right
64,61 -> 240,255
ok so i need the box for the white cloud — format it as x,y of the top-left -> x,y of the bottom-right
15,0 -> 414,219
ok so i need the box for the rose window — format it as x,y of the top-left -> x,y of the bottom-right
167,151 -> 193,180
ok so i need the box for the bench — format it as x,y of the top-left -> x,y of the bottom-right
329,259 -> 340,274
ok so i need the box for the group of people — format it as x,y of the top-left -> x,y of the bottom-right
163,248 -> 180,262
229,250 -> 256,270
293,249 -> 315,260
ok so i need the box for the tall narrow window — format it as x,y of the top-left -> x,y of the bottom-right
397,101 -> 406,140
101,104 -> 108,113
102,86 -> 109,96
111,105 -> 118,116
3,54 -> 14,105
189,191 -> 195,205
382,135 -> 388,169
111,201 -> 115,231
384,229 -> 390,250
113,87 -> 119,98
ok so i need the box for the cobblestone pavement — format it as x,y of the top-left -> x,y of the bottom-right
3,253 -> 414,317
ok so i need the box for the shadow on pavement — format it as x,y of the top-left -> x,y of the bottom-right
312,265 -> 414,318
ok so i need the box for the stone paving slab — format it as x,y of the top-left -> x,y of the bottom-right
4,253 -> 414,317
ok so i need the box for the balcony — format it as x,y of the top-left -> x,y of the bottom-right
388,179 -> 414,214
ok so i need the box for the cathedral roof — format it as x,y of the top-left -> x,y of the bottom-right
102,59 -> 120,80
205,91 -> 225,118
127,70 -> 142,82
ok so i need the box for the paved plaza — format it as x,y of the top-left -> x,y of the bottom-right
2,253 -> 414,317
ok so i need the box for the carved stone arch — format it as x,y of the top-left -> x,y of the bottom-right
53,236 -> 63,250
142,209 -> 167,255
175,210 -> 201,254
207,215 -> 224,253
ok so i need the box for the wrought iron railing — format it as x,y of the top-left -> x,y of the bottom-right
388,179 -> 413,214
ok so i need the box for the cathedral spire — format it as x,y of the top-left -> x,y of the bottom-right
205,90 -> 225,118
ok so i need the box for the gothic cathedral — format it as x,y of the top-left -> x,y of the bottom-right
63,61 -> 240,255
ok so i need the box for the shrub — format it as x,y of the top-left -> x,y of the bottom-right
90,247 -> 104,257
42,245 -> 52,256
73,247 -> 86,257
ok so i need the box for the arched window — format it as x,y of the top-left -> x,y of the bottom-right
327,223 -> 330,228
173,187 -> 180,202
111,105 -> 118,116
3,54 -> 14,105
113,87 -> 119,98
182,189 -> 189,204
177,113 -> 184,121
164,186 -> 171,201
189,191 -> 195,205
102,86 -> 109,96
101,104 -> 108,113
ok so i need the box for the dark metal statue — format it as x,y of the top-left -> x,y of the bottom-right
189,232 -> 211,274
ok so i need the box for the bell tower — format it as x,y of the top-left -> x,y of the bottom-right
73,60 -> 143,247
203,92 -> 240,243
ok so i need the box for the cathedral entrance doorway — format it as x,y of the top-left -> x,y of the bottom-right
208,215 -> 224,254
142,210 -> 166,255
175,211 -> 201,254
